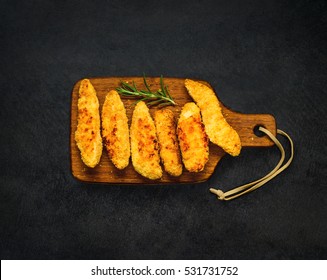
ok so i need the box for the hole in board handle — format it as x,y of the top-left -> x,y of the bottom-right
253,125 -> 266,137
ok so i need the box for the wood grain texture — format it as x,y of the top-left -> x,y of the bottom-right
70,77 -> 276,184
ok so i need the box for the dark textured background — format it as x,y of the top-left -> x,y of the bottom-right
1,0 -> 326,259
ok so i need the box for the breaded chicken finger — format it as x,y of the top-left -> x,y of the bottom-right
102,90 -> 130,169
130,101 -> 162,180
177,102 -> 209,172
185,79 -> 241,156
75,79 -> 102,168
154,109 -> 183,177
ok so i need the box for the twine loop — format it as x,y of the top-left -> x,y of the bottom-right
210,127 -> 294,201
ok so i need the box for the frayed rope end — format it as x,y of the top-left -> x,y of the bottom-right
209,188 -> 226,200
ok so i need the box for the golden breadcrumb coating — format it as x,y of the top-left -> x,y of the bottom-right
184,79 -> 241,156
101,90 -> 130,169
75,79 -> 102,168
154,109 -> 183,177
177,102 -> 209,172
130,101 -> 162,180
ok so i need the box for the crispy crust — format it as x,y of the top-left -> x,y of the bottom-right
75,79 -> 102,168
130,101 -> 162,180
101,90 -> 130,169
154,109 -> 183,177
184,79 -> 241,156
177,102 -> 209,172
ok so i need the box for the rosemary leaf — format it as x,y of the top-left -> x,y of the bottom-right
143,73 -> 152,93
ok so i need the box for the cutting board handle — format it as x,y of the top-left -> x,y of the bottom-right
223,106 -> 277,148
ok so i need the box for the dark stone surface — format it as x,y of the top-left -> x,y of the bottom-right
1,0 -> 326,259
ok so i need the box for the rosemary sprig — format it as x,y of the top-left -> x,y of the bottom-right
116,75 -> 176,107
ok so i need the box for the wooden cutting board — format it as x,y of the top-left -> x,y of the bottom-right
70,77 -> 276,184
